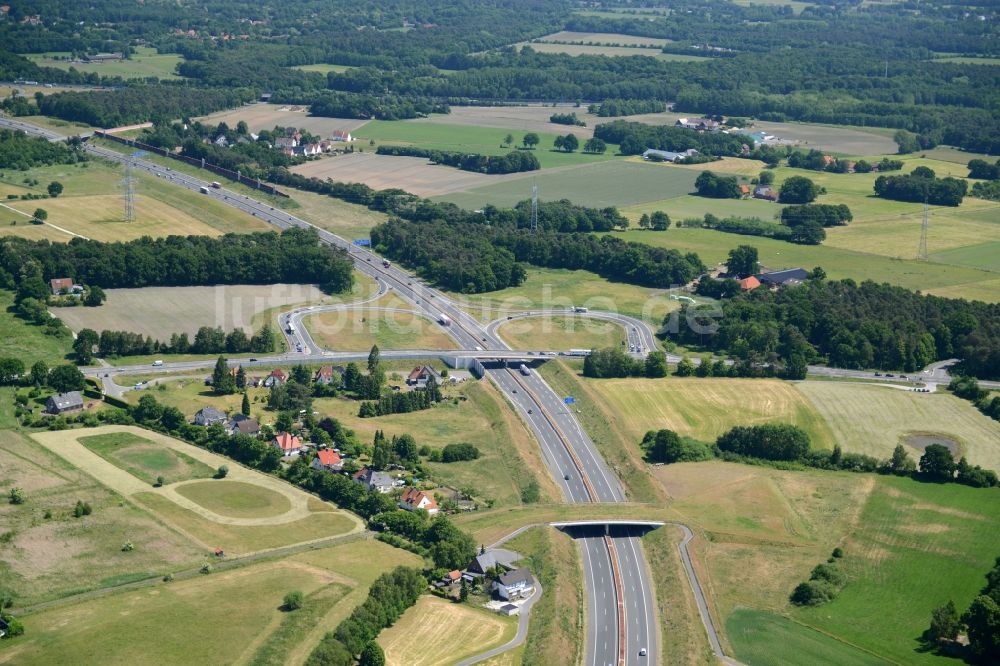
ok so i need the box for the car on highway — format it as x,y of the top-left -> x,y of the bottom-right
527,409 -> 533,414
639,648 -> 647,657
563,473 -> 570,480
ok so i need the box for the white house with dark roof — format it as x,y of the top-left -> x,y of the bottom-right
45,391 -> 84,415
194,406 -> 227,426
493,568 -> 534,601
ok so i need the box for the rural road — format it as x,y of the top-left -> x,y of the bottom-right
453,575 -> 544,666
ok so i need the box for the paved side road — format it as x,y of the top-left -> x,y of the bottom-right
453,576 -> 544,666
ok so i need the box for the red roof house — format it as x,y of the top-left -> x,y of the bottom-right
50,277 -> 74,295
738,276 -> 761,291
271,431 -> 302,456
399,487 -> 439,514
311,449 -> 343,471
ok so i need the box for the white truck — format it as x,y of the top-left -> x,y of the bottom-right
573,306 -> 588,313
152,360 -> 163,367
519,363 -> 531,376
199,186 -> 210,194
438,313 -> 451,326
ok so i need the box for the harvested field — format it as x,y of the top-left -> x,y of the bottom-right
797,381 -> 1000,469
379,596 -> 516,666
407,104 -> 598,138
196,103 -> 370,136
27,47 -> 184,80
56,283 -> 329,337
290,152 -> 515,197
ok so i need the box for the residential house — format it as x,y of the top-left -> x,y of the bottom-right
406,365 -> 441,388
753,186 -> 779,202
271,431 -> 302,456
311,449 -> 343,471
757,268 -> 810,287
443,570 -> 462,586
194,406 -> 227,426
45,391 -> 84,415
274,136 -> 298,149
466,552 -> 500,577
227,414 -> 261,437
314,366 -> 338,384
49,277 -> 74,295
399,487 -> 439,515
493,568 -> 533,601
263,368 -> 287,388
213,135 -> 229,148
676,117 -> 720,131
739,184 -> 751,197
331,130 -> 353,142
352,468 -> 395,494
642,149 -> 683,163
738,276 -> 761,291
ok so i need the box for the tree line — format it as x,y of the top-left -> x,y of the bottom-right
666,277 -> 1000,380
874,173 -> 968,206
594,120 -> 746,157
299,91 -> 448,120
0,228 -> 354,294
677,213 -> 826,246
359,377 -> 443,417
924,557 -> 1000,663
0,129 -> 88,170
375,145 -> 540,174
74,325 -> 275,363
588,99 -> 666,117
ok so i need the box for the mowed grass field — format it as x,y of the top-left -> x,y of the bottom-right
304,293 -> 458,352
57,283 -> 329,337
496,314 -> 629,351
437,159 -> 696,209
379,595 -> 517,666
793,476 -> 1000,665
174,480 -> 293,519
26,47 -> 184,79
0,290 -> 73,366
78,431 -> 215,485
0,159 -> 271,242
798,382 -> 1000,470
728,609 -> 888,666
0,559 -> 338,666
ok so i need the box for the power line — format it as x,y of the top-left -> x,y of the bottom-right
120,159 -> 136,223
917,198 -> 929,261
530,180 -> 538,233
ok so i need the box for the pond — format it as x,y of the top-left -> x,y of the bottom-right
902,432 -> 961,458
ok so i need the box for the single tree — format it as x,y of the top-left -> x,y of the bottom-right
886,444 -> 916,475
638,213 -> 650,229
919,444 -> 956,481
368,344 -> 381,374
459,578 -> 469,602
241,392 -> 251,416
283,590 -> 304,611
675,356 -> 695,377
727,245 -> 759,278
583,137 -> 607,154
32,208 -> 48,223
650,210 -> 671,230
504,133 -> 514,147
8,487 -> 25,505
962,595 -> 1000,661
562,134 -> 579,152
553,135 -> 565,151
779,176 -> 820,204
212,356 -> 236,394
235,366 -> 246,390
215,465 -> 229,479
48,364 -> 85,392
29,360 -> 48,387
522,133 -> 539,149
47,181 -> 63,197
924,600 -> 961,645
359,641 -> 386,666
758,170 -> 775,186
83,285 -> 105,307
155,475 -> 165,487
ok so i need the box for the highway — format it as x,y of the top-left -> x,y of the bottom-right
10,114 -> 988,664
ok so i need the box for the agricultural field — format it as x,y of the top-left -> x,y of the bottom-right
797,382 -> 1000,470
516,39 -> 706,61
0,290 -> 73,366
437,159 -> 696,209
379,596 -> 517,666
31,426 -> 360,555
793,476 -> 1000,664
196,103 -> 370,136
0,559 -> 341,666
56,283 -> 328,338
304,292 -> 459,351
25,47 -> 184,79
314,379 -> 558,507
408,104 -> 602,139
0,429 -> 205,606
285,188 -> 389,241
78,431 -> 215,485
727,609 -> 887,665
503,527 -> 585,666
450,266 -> 681,323
0,159 -> 271,242
291,63 -> 356,74
535,31 -> 674,47
353,120 -> 620,170
496,314 -> 629,351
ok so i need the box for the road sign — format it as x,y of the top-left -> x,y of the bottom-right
131,151 -> 147,157
353,239 -> 371,246
564,396 -> 575,404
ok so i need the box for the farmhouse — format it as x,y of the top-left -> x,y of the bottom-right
271,431 -> 302,456
493,568 -> 534,601
399,487 -> 439,514
274,136 -> 298,149
753,186 -> 779,201
49,277 -> 75,295
738,276 -> 761,291
194,406 -> 227,426
46,391 -> 84,415
353,468 -> 395,494
757,268 -> 810,287
642,149 -> 683,162
311,449 -> 343,471
331,130 -> 353,142
406,365 -> 441,388
227,414 -> 260,437
676,117 -> 720,131
466,552 -> 500,577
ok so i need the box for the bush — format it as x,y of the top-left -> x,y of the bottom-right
441,443 -> 480,463
716,423 -> 810,461
8,488 -> 24,505
283,590 -> 304,611
215,465 -> 229,479
641,429 -> 711,464
73,500 -> 92,517
121,541 -> 135,552
790,580 -> 836,606
155,475 -> 165,487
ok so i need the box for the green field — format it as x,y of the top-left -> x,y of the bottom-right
357,120 -> 620,170
304,294 -> 459,352
436,159 -> 696,209
496,314 -> 629,351
78,431 -> 215,485
174,480 -> 293,519
931,240 -> 1000,272
26,47 -> 184,79
0,290 -> 73,366
793,476 -> 1000,664
728,609 -> 888,665
291,63 -> 355,73
931,56 -> 1000,65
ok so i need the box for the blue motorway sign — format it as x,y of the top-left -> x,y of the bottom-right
353,239 -> 371,246
131,150 -> 147,157
564,396 -> 576,405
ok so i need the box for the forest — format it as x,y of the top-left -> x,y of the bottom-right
666,278 -> 1000,380
0,228 -> 354,294
0,129 -> 88,169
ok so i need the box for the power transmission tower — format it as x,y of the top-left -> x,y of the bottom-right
530,181 -> 538,233
917,198 -> 929,261
120,159 -> 136,223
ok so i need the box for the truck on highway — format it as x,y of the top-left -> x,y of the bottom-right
382,259 -> 391,268
439,313 -> 451,326
573,306 -> 588,313
199,186 -> 210,194
519,363 -> 531,376
210,181 -> 221,189
568,349 -> 591,357
286,322 -> 296,334
152,360 -> 163,367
